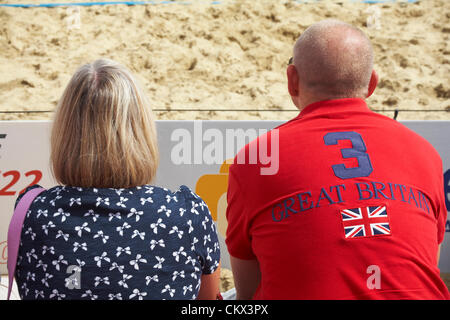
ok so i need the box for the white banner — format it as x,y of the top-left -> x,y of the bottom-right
0,120 -> 449,275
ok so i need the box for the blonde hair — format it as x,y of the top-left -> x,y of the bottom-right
51,59 -> 159,188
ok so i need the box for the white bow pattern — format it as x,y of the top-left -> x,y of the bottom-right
15,185 -> 220,300
129,254 -> 147,270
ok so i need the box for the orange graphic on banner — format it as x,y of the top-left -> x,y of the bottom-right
195,159 -> 232,238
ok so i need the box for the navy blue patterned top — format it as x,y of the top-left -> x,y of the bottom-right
14,184 -> 220,300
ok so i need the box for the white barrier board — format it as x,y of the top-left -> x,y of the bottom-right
0,120 -> 449,277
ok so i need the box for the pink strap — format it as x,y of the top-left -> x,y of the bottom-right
7,187 -> 46,300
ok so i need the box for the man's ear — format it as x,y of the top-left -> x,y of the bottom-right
287,65 -> 300,98
366,69 -> 378,98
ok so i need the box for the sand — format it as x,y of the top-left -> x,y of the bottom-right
220,267 -> 235,293
0,0 -> 449,121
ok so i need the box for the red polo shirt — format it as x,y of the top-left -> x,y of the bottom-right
225,98 -> 449,299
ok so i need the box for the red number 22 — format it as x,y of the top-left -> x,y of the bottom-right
0,170 -> 43,196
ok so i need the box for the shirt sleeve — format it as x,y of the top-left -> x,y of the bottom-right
225,163 -> 256,260
180,185 -> 220,274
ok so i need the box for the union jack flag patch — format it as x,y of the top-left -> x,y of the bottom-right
340,205 -> 391,239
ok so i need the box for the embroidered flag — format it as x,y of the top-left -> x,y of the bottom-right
340,205 -> 390,239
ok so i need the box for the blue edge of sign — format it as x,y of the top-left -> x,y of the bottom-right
0,0 -> 418,8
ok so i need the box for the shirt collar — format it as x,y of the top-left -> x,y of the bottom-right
296,98 -> 370,119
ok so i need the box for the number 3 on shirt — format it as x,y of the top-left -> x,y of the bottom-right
324,131 -> 373,179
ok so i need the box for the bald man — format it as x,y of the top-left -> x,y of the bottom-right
225,20 -> 449,299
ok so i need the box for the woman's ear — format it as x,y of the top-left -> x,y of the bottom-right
366,69 -> 378,98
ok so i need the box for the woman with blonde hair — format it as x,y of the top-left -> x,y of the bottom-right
12,59 -> 220,300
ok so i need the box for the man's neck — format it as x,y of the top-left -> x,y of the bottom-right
298,94 -> 365,111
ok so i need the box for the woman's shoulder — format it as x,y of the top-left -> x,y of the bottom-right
174,185 -> 209,213
14,183 -> 208,216
150,185 -> 208,214
14,184 -> 46,210
175,185 -> 203,201
141,184 -> 203,202
124,185 -> 201,202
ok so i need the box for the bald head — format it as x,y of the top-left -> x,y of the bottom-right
292,19 -> 374,99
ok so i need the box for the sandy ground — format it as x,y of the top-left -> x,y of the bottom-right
0,0 -> 448,121
220,268 -> 235,293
